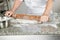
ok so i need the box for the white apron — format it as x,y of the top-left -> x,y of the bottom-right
24,0 -> 48,16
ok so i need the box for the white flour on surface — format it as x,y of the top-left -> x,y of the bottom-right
9,13 -> 60,33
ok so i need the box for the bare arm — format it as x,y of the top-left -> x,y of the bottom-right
10,0 -> 23,12
43,0 -> 53,15
5,0 -> 23,16
40,0 -> 53,22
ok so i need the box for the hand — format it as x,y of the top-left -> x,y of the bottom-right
5,10 -> 14,17
40,15 -> 49,22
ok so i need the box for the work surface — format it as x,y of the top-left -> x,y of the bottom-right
0,12 -> 60,35
0,19 -> 60,35
0,24 -> 60,35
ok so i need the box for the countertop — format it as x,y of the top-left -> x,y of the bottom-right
0,12 -> 60,35
0,19 -> 60,35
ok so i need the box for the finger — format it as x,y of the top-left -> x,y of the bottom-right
5,12 -> 9,16
5,11 -> 10,16
5,12 -> 8,16
12,14 -> 16,18
40,18 -> 48,22
8,13 -> 12,17
43,19 -> 48,22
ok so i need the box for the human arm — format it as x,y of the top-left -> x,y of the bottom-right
5,0 -> 23,16
40,0 -> 53,22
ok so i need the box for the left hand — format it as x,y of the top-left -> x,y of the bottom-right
40,15 -> 49,22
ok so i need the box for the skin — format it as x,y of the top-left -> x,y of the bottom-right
5,0 -> 53,22
40,0 -> 53,22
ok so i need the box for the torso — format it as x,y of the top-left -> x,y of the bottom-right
24,0 -> 48,16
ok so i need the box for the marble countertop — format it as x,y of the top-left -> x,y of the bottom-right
0,12 -> 60,35
0,19 -> 60,35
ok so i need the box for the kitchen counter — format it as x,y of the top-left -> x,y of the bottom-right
0,19 -> 60,35
0,24 -> 60,35
0,12 -> 60,35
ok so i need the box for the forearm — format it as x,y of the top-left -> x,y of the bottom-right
43,0 -> 53,15
10,0 -> 23,12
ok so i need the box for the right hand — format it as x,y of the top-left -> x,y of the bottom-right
5,10 -> 14,17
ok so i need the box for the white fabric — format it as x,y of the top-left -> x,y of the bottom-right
20,0 -> 48,16
19,0 -> 23,1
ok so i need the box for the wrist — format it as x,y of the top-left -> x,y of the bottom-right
9,10 -> 14,13
43,13 -> 49,16
10,9 -> 15,12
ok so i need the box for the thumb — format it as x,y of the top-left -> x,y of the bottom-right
12,14 -> 16,18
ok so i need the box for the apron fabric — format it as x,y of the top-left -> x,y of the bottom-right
22,0 -> 48,16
